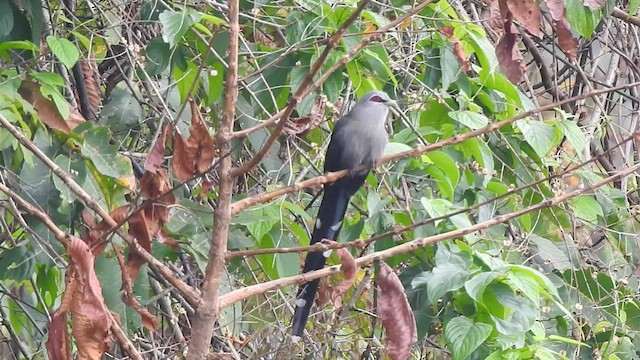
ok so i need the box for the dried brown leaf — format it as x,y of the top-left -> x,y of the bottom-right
157,229 -> 180,248
332,247 -> 356,308
583,0 -> 604,10
117,251 -> 158,332
483,0 -> 503,34
545,0 -> 565,21
68,236 -> 113,359
284,96 -> 326,135
145,124 -> 170,173
79,60 -> 102,112
188,100 -> 216,174
45,313 -> 72,360
496,11 -> 525,83
171,101 -> 216,181
83,205 -> 131,256
172,131 -> 196,181
376,262 -> 417,360
18,80 -> 86,133
438,26 -> 471,72
555,19 -> 578,62
505,0 -> 541,37
126,211 -> 155,282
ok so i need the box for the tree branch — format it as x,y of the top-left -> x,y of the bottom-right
219,158 -> 640,309
0,114 -> 200,306
185,0 -> 240,357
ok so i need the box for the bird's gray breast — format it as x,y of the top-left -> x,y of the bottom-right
335,119 -> 388,170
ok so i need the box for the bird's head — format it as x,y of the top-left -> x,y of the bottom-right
348,91 -> 398,127
357,91 -> 398,109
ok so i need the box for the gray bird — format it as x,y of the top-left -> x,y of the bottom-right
292,90 -> 397,337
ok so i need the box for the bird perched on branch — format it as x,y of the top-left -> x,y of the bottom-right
292,90 -> 397,337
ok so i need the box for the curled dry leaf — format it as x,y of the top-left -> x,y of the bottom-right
79,60 -> 102,112
496,10 -> 525,83
145,124 -> 171,174
376,262 -> 417,360
172,100 -> 216,182
284,95 -> 326,135
483,0 -> 504,35
545,0 -> 566,21
83,205 -> 131,256
332,247 -> 357,308
503,0 -> 541,37
18,80 -> 85,133
543,0 -> 578,62
127,169 -> 177,283
438,26 -> 471,72
68,236 -> 113,359
554,19 -> 578,62
117,251 -> 158,331
46,313 -> 72,360
582,0 -> 605,10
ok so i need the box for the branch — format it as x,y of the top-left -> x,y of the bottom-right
612,7 -> 640,27
230,81 -> 640,214
226,131 -> 637,259
186,0 -> 240,356
230,0 -> 371,177
219,158 -> 640,309
0,114 -> 200,307
0,184 -> 142,360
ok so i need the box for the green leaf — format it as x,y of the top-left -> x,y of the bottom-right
173,61 -> 200,103
555,120 -> 586,157
440,45 -> 460,91
566,0 -> 599,39
384,142 -> 413,155
449,110 -> 489,130
40,83 -> 70,119
516,120 -> 555,158
80,126 -> 133,180
465,271 -> 502,303
631,0 -> 640,16
99,86 -> 143,131
0,247 -> 35,282
30,72 -> 65,87
159,9 -> 202,48
424,151 -> 460,201
207,61 -> 224,105
145,38 -> 171,75
412,263 -> 470,305
0,0 -> 14,38
445,316 -> 492,360
529,234 -> 573,271
46,36 -> 79,69
569,195 -> 603,222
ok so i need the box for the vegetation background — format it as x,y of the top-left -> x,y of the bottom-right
0,0 -> 639,359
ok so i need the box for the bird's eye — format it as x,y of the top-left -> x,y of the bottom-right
369,95 -> 386,103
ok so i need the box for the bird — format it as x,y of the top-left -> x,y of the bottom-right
292,90 -> 397,337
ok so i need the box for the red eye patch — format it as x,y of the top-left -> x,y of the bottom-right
369,95 -> 385,103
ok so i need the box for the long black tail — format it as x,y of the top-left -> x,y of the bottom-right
291,180 -> 352,337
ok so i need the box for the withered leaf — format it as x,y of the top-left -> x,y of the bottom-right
18,80 -> 85,133
376,262 -> 417,360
